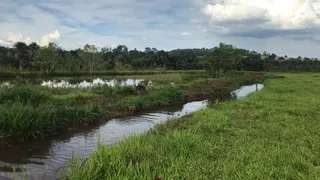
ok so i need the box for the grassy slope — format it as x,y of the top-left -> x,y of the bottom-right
63,73 -> 320,180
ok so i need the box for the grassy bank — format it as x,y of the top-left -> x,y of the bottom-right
0,85 -> 109,145
63,73 -> 320,180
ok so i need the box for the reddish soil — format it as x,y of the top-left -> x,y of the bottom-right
209,79 -> 233,86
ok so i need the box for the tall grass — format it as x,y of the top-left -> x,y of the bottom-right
63,73 -> 320,179
91,85 -> 136,97
0,102 -> 108,140
0,85 -> 50,105
114,86 -> 186,111
0,85 -> 109,142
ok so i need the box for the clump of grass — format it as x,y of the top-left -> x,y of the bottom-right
0,85 -> 50,105
0,102 -> 108,140
114,86 -> 185,110
63,73 -> 320,179
91,85 -> 136,97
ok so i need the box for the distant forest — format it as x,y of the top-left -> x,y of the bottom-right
0,41 -> 319,75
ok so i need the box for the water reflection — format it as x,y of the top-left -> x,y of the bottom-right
0,84 -> 263,180
233,84 -> 264,99
40,78 -> 145,88
0,78 -> 151,89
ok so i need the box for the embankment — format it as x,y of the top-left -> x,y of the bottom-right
62,73 -> 320,180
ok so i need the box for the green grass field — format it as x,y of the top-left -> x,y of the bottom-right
63,73 -> 320,180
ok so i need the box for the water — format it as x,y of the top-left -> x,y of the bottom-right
0,78 -> 152,88
233,84 -> 264,99
0,84 -> 263,180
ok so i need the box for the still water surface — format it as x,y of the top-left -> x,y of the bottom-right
0,84 -> 264,180
0,78 -> 150,88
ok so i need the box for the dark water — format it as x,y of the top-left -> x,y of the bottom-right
0,78 -> 150,88
0,84 -> 264,180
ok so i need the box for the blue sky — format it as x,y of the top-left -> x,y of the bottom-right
0,0 -> 320,58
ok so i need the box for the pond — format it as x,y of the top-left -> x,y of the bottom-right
0,84 -> 264,180
0,78 -> 152,88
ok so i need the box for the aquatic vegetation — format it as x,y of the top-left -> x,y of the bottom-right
114,86 -> 186,111
91,85 -> 136,97
63,73 -> 320,180
0,102 -> 108,141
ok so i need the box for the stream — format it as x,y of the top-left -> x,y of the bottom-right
0,84 -> 264,180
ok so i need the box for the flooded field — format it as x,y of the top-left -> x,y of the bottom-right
0,78 -> 149,88
0,84 -> 263,180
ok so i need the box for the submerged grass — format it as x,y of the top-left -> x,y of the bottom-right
63,73 -> 320,180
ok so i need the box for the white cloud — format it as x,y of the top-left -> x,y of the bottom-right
40,30 -> 60,46
7,32 -> 33,44
0,39 -> 12,46
0,0 -> 319,58
181,32 -> 192,36
0,30 -> 61,47
202,2 -> 267,22
202,0 -> 320,29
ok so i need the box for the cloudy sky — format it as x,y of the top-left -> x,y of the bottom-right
0,0 -> 320,57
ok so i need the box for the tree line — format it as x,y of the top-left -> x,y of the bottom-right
0,41 -> 319,76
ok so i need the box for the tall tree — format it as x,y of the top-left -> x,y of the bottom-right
14,42 -> 28,71
27,42 -> 40,70
33,42 -> 60,73
80,44 -> 101,74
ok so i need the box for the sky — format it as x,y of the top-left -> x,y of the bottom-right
0,0 -> 320,57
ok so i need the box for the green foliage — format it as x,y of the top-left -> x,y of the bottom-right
0,70 -> 206,79
63,73 -> 320,180
114,86 -> 185,110
0,102 -> 108,140
33,42 -> 61,73
1,40 -> 320,73
0,85 -> 50,105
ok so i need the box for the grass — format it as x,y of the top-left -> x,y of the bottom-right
62,73 -> 320,180
0,102 -> 108,140
113,86 -> 186,111
0,85 -> 109,143
112,73 -> 184,84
